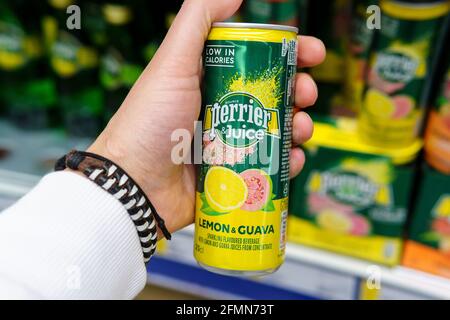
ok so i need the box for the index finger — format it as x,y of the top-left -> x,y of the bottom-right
297,35 -> 326,68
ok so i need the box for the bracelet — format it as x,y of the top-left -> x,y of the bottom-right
55,150 -> 171,264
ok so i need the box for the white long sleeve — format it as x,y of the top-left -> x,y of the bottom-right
0,171 -> 147,299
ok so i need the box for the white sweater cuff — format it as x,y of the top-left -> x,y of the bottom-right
0,171 -> 147,299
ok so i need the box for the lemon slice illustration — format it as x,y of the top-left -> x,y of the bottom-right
364,89 -> 395,118
317,210 -> 352,234
205,166 -> 248,213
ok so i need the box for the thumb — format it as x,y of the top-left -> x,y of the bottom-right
151,0 -> 243,73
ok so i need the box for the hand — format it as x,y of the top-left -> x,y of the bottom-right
89,0 -> 326,236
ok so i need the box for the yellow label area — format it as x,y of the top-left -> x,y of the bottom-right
310,51 -> 344,83
156,238 -> 168,255
49,0 -> 75,9
194,192 -> 287,271
381,0 -> 449,20
0,51 -> 26,70
307,120 -> 423,165
24,36 -> 42,59
358,104 -> 423,148
102,4 -> 132,25
51,57 -> 77,78
0,36 -> 41,71
208,27 -> 297,44
433,195 -> 450,218
344,56 -> 365,112
51,46 -> 98,78
359,280 -> 381,300
77,47 -> 98,68
287,216 -> 402,266
42,16 -> 58,48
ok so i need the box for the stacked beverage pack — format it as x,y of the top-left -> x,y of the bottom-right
287,0 -> 450,267
403,19 -> 450,278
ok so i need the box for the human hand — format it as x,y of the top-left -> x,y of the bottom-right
89,0 -> 326,236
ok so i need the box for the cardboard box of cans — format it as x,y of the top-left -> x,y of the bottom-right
288,117 -> 422,266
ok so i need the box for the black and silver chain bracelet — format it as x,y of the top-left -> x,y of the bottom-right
55,150 -> 171,264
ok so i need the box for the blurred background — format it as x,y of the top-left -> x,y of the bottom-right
0,0 -> 449,300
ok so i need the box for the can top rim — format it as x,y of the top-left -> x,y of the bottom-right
212,22 -> 298,34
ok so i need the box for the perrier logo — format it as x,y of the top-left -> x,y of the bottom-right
203,91 -> 280,148
308,170 -> 392,208
375,51 -> 419,83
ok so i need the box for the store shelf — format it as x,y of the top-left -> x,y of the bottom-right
149,225 -> 450,300
1,125 -> 450,300
285,236 -> 450,300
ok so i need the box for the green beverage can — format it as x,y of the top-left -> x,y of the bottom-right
0,0 -> 56,129
194,22 -> 298,276
359,0 -> 449,148
100,3 -> 143,122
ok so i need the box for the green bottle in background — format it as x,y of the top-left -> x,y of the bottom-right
0,0 -> 57,129
308,0 -> 352,116
136,0 -> 168,64
0,0 -> 19,118
44,0 -> 104,137
99,1 -> 143,122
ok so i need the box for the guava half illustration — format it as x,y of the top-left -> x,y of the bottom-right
440,104 -> 450,128
444,80 -> 450,100
350,44 -> 365,55
307,193 -> 354,215
240,169 -> 272,212
349,215 -> 371,236
432,217 -> 450,236
392,95 -> 413,119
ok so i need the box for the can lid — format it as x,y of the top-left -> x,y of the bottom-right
212,22 -> 298,34
305,117 -> 423,165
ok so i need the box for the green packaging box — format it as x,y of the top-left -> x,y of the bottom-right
288,117 -> 421,265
